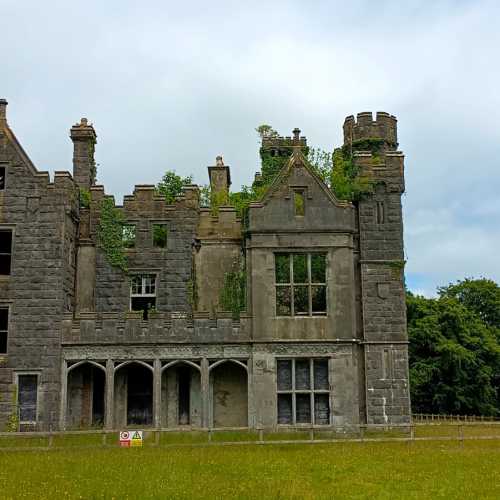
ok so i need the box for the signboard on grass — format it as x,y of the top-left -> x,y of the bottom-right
119,430 -> 143,447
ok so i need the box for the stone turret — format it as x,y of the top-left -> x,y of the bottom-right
70,118 -> 97,190
343,112 -> 398,149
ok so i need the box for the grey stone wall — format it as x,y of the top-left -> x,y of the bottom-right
0,105 -> 78,430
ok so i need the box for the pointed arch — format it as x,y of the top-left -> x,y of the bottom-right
161,359 -> 201,373
114,360 -> 153,373
209,358 -> 248,372
67,360 -> 106,374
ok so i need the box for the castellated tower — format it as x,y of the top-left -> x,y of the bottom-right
345,112 -> 410,425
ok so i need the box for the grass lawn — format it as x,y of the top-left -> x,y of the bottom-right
0,439 -> 499,499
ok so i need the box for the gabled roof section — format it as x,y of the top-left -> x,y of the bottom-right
0,99 -> 46,178
259,143 -> 350,208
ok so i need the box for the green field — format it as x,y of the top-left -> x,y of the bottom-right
0,439 -> 499,499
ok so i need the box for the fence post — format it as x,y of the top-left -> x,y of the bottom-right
155,430 -> 160,447
458,424 -> 464,447
48,425 -> 54,448
309,427 -> 314,442
102,432 -> 107,447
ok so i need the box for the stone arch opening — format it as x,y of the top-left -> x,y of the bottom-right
67,361 -> 105,429
114,361 -> 153,427
210,360 -> 248,428
161,361 -> 201,428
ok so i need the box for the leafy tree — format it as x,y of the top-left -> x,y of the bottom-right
156,170 -> 193,204
255,124 -> 279,139
438,278 -> 500,329
407,280 -> 500,416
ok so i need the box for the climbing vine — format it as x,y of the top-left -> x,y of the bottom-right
79,187 -> 91,209
5,385 -> 19,432
96,198 -> 128,272
219,263 -> 246,319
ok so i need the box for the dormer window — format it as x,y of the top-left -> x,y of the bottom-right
293,190 -> 305,216
0,166 -> 5,190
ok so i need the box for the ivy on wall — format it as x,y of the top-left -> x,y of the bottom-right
96,198 -> 128,272
219,264 -> 246,319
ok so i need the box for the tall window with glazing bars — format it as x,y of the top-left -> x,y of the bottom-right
275,253 -> 327,316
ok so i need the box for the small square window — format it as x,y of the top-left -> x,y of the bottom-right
0,167 -> 5,190
294,190 -> 305,216
122,225 -> 136,248
152,224 -> 168,248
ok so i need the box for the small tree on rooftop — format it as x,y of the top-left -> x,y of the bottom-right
156,170 -> 193,204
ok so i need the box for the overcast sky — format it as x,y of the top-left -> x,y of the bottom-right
2,0 -> 499,296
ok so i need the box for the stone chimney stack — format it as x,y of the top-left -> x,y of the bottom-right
70,118 -> 97,190
0,99 -> 7,125
208,155 -> 231,196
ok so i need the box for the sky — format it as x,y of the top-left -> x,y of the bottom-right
1,0 -> 499,297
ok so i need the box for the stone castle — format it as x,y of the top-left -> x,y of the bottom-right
0,99 -> 410,431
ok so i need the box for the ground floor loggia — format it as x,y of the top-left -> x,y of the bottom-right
62,358 -> 249,429
59,343 -> 373,430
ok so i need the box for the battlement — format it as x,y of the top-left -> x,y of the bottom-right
61,311 -> 251,344
343,112 -> 398,148
198,206 -> 242,240
261,127 -> 307,150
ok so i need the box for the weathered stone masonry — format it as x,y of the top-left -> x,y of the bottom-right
0,99 -> 411,431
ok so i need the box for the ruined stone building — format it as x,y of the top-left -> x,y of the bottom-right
0,98 -> 411,431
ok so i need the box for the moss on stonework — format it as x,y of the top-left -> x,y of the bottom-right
96,198 -> 128,272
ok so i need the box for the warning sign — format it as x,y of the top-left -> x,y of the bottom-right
119,430 -> 143,447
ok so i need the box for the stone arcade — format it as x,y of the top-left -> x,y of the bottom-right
0,99 -> 411,431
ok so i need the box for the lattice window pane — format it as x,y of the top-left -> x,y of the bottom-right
314,394 -> 330,425
277,394 -> 293,424
277,360 -> 292,391
293,254 -> 307,283
276,287 -> 291,316
295,394 -> 311,423
294,286 -> 308,315
311,254 -> 326,283
311,286 -> 326,314
295,359 -> 310,390
275,254 -> 290,283
314,359 -> 329,390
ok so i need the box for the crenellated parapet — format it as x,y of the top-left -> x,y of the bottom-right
197,207 -> 242,241
61,311 -> 251,344
343,112 -> 398,149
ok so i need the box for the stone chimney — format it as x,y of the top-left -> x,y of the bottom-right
70,118 -> 97,190
208,155 -> 231,196
0,99 -> 7,126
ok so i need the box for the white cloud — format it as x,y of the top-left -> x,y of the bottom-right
1,0 -> 499,290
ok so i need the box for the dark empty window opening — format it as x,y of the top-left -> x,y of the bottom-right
153,224 -> 168,248
130,274 -> 157,319
0,167 -> 5,190
275,253 -> 326,316
18,374 -> 38,424
277,358 -> 330,425
177,367 -> 191,425
294,190 -> 305,216
0,308 -> 8,354
376,201 -> 385,224
0,230 -> 12,275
